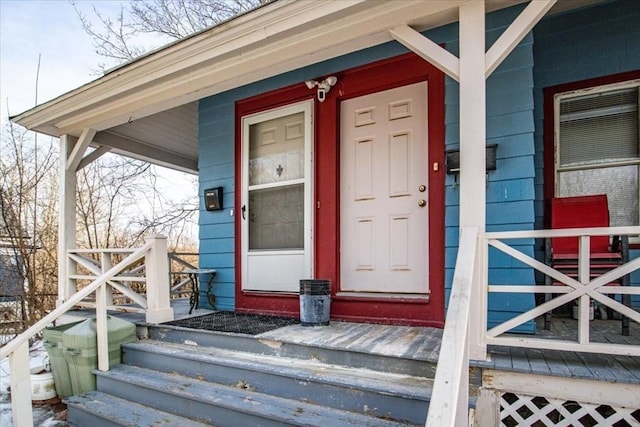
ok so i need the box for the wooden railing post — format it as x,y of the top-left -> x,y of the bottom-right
144,235 -> 174,323
427,226 -> 478,427
469,231 -> 488,360
100,252 -> 114,307
95,282 -> 109,372
10,341 -> 33,426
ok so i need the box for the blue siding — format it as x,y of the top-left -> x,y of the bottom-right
532,0 -> 640,307
198,4 -> 539,330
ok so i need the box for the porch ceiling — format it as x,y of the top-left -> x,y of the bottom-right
10,0 -> 602,174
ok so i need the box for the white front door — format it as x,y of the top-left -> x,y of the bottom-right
241,101 -> 313,292
340,82 -> 428,294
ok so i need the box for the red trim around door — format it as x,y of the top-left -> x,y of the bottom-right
235,53 -> 446,327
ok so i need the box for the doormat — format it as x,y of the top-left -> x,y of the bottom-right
165,311 -> 300,335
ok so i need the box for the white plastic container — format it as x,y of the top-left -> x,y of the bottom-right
30,366 -> 57,401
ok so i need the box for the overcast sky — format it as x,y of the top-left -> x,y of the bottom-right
1,0 -> 198,236
0,0 -> 130,125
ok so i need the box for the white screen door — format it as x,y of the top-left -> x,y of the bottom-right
241,101 -> 313,292
340,82 -> 428,294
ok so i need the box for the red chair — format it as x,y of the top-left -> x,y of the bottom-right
544,195 -> 629,334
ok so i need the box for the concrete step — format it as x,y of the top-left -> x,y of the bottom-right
94,364 -> 416,426
65,391 -> 211,426
122,339 -> 430,424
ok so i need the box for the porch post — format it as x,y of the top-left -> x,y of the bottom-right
459,1 -> 488,361
58,134 -> 78,306
144,234 -> 174,323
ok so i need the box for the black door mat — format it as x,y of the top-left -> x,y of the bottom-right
165,311 -> 300,335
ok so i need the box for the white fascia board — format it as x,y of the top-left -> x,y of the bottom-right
53,0 -> 472,134
13,0 -> 530,137
12,0 -> 368,132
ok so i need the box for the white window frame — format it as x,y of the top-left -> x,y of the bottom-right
553,79 -> 640,228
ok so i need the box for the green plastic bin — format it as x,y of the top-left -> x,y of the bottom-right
43,321 -> 83,398
62,316 -> 137,395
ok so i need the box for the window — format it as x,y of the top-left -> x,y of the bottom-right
554,81 -> 640,227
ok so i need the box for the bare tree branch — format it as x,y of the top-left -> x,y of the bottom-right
72,0 -> 268,71
71,1 -> 147,71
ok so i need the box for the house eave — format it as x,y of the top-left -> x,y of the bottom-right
9,0 -> 606,174
11,0 -> 536,139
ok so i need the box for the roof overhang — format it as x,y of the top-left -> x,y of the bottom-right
10,0 -> 601,173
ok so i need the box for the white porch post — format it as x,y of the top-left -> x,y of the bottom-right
144,235 -> 174,323
391,1 -> 557,363
58,134 -> 78,306
459,1 -> 488,361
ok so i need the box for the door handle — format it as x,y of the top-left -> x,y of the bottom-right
418,199 -> 426,207
241,205 -> 246,220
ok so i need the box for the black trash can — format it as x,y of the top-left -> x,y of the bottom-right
299,279 -> 331,326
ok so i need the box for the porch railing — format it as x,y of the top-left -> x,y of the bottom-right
0,235 -> 173,426
484,226 -> 640,356
426,226 -> 478,427
429,226 -> 640,426
65,235 -> 174,324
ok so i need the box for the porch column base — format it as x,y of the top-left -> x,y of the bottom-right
145,307 -> 174,324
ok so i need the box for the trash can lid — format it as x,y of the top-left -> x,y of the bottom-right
62,317 -> 136,349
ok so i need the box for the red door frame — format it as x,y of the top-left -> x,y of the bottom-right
235,53 -> 446,327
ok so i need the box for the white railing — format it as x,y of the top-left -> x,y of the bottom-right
429,226 -> 640,426
65,235 -> 174,324
426,226 -> 478,427
0,235 -> 173,426
484,226 -> 640,356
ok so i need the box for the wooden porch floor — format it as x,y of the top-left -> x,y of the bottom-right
259,317 -> 640,385
69,299 -> 640,385
479,317 -> 640,384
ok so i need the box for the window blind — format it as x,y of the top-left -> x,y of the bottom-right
559,87 -> 639,167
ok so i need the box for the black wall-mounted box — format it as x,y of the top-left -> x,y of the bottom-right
446,144 -> 497,174
204,187 -> 223,211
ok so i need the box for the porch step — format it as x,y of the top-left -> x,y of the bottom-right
64,322 -> 451,426
121,339 -> 431,423
65,391 -> 211,426
92,364 -> 414,426
148,323 -> 442,378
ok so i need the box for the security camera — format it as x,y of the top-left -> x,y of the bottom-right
317,87 -> 327,102
304,76 -> 338,102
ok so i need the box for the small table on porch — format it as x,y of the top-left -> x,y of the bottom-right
182,268 -> 217,314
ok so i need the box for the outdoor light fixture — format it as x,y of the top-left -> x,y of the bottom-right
305,76 -> 337,102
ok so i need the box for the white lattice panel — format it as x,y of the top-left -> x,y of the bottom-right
500,392 -> 640,426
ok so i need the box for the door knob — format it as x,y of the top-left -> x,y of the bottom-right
418,199 -> 426,207
418,185 -> 426,192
